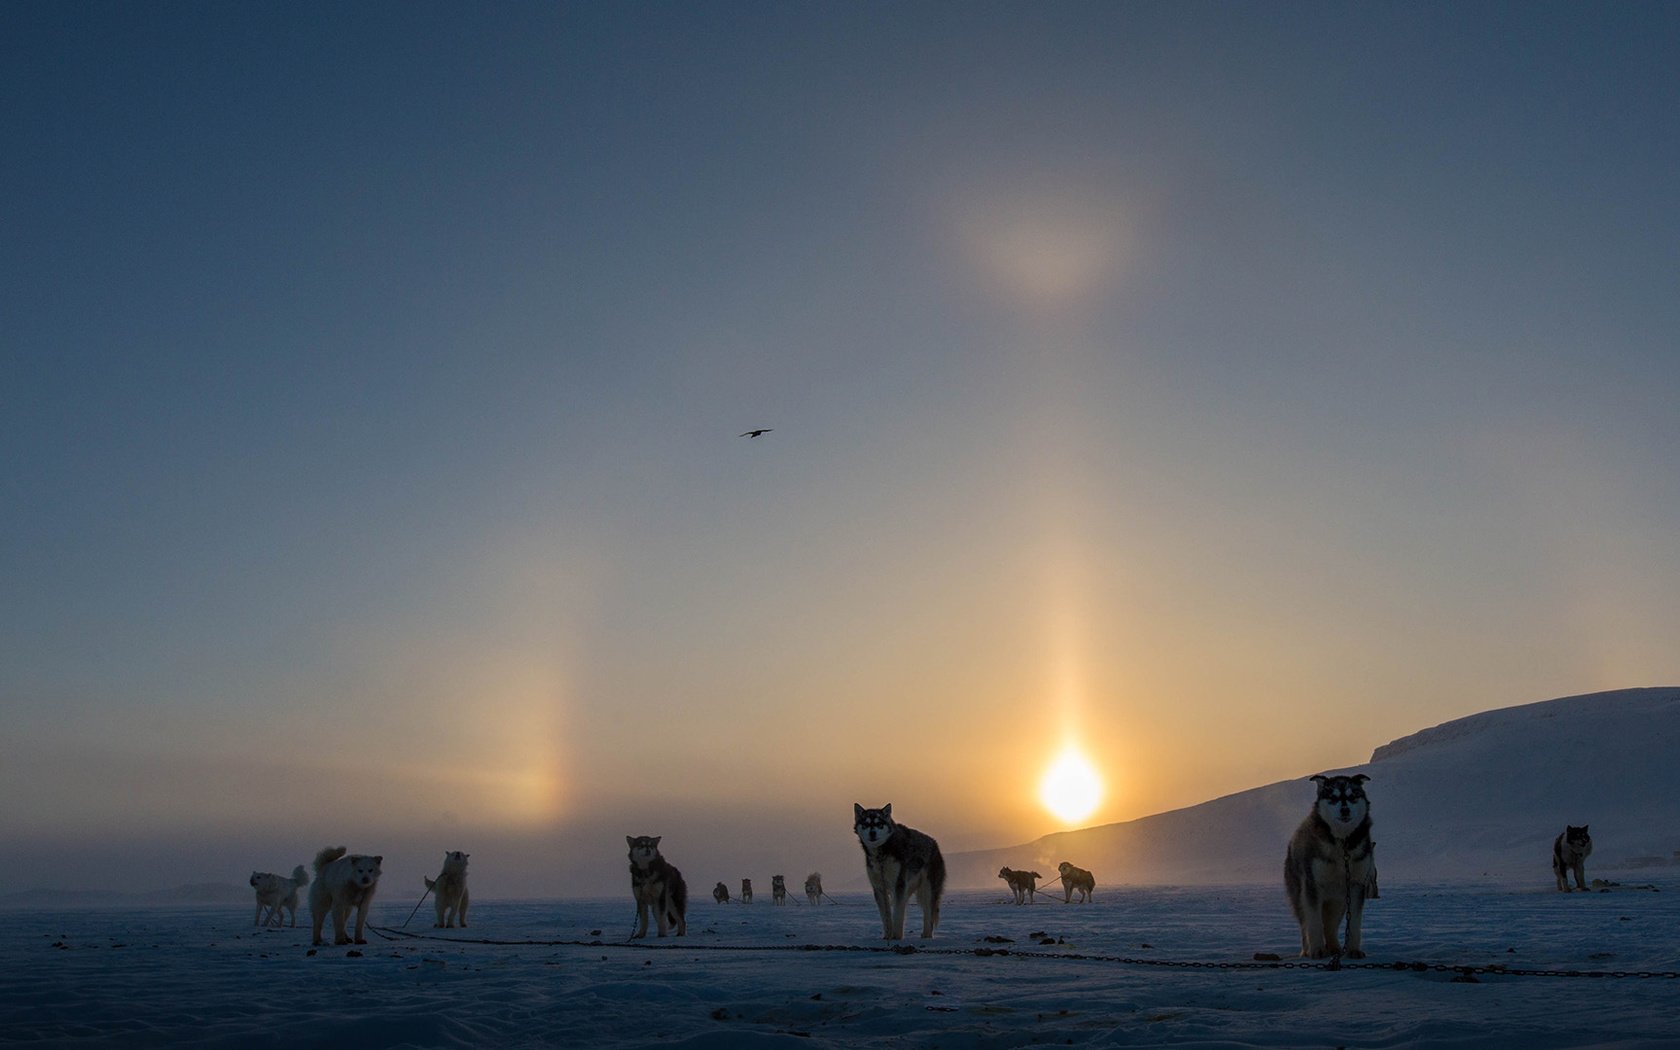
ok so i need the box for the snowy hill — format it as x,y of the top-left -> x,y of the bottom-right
949,687 -> 1680,889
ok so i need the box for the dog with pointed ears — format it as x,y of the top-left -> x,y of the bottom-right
1284,773 -> 1376,959
854,802 -> 946,939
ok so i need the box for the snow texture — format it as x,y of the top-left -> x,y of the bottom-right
3,884 -> 1677,1048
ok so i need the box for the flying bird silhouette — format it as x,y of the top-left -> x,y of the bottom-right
740,429 -> 773,438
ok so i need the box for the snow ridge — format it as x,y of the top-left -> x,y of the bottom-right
1369,686 -> 1680,763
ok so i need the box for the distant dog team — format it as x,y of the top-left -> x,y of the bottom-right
247,786 -> 1600,961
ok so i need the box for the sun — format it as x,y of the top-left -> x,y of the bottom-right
1039,745 -> 1103,824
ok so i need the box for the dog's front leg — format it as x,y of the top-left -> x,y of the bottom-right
332,903 -> 352,945
631,900 -> 650,938
870,883 -> 893,939
888,874 -> 911,939
1299,892 -> 1325,958
1318,898 -> 1345,957
352,902 -> 369,945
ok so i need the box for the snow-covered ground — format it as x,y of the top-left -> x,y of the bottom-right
6,880 -> 1678,1048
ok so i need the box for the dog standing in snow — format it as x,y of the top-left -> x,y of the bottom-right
1552,825 -> 1593,891
997,866 -> 1041,904
627,835 -> 688,938
308,846 -> 383,946
854,802 -> 946,939
424,850 -> 470,928
250,865 -> 308,927
1056,861 -> 1095,903
1284,773 -> 1376,959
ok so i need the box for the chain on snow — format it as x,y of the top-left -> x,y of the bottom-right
365,927 -> 1680,980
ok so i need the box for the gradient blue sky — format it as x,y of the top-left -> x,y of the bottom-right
4,1 -> 1677,897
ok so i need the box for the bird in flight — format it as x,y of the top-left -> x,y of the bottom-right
740,429 -> 773,438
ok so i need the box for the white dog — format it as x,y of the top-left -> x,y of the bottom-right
250,865 -> 308,927
308,846 -> 384,946
423,851 -> 470,928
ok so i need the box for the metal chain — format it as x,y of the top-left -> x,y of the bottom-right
364,927 -> 1680,979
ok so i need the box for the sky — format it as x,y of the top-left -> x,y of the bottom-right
3,1 -> 1678,899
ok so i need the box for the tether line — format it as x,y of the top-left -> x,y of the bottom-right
362,927 -> 1680,979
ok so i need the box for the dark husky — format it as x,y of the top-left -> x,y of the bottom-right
626,835 -> 688,938
1284,774 -> 1377,959
997,866 -> 1041,904
854,803 -> 946,939
1552,825 -> 1592,891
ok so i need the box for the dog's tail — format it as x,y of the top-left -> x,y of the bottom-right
291,864 -> 309,887
312,846 -> 347,873
423,875 -> 437,891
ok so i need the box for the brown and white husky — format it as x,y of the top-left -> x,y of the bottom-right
1056,861 -> 1095,904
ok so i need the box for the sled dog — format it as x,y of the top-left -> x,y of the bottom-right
805,872 -> 823,905
712,881 -> 730,903
998,866 -> 1041,904
1553,825 -> 1593,891
423,850 -> 470,928
250,865 -> 308,927
626,835 -> 688,938
771,874 -> 788,904
854,803 -> 946,939
1284,774 -> 1376,959
1056,861 -> 1095,903
308,846 -> 383,946
740,878 -> 753,903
